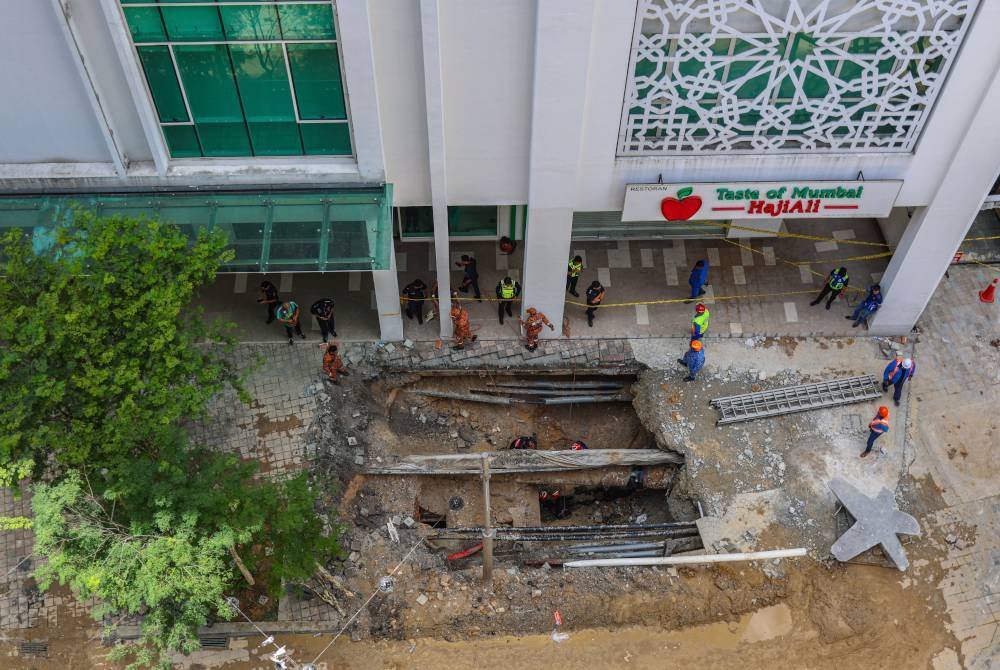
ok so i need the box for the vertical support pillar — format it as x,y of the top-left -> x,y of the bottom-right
373,250 -> 404,341
420,0 -> 452,338
480,454 -> 493,584
337,0 -> 386,182
521,0 -> 596,335
870,65 -> 1000,334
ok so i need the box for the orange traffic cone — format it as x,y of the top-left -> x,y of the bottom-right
980,278 -> 998,303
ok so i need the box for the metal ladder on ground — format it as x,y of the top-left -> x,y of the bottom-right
711,375 -> 881,425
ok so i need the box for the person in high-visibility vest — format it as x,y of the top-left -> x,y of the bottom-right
566,255 -> 583,297
691,303 -> 710,340
810,266 -> 849,310
861,406 -> 890,458
882,356 -> 916,407
495,276 -> 521,325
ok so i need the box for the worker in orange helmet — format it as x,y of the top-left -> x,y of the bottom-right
450,302 -> 477,350
861,406 -> 890,458
677,339 -> 705,382
519,307 -> 554,351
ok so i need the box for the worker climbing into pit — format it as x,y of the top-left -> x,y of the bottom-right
450,299 -> 477,350
691,303 -> 710,340
539,488 -> 569,519
509,435 -> 538,450
677,339 -> 705,382
519,307 -> 554,351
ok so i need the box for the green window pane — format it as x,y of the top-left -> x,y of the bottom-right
270,205 -> 324,268
124,7 -> 166,43
399,207 -> 433,238
161,6 -> 224,41
278,4 -> 336,40
327,220 -> 370,263
136,46 -> 189,123
163,125 -> 202,157
300,123 -> 351,155
287,44 -> 346,120
220,4 -> 279,41
448,206 -> 497,237
215,204 -> 267,269
229,44 -> 302,155
174,45 -> 251,156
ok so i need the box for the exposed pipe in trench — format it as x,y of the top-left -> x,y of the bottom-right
563,547 -> 809,568
409,390 -> 633,405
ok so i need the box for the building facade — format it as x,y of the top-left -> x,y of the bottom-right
2,0 -> 999,340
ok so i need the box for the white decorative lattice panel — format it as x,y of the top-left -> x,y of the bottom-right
619,0 -> 978,155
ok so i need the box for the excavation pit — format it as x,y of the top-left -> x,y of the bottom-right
357,372 -> 698,567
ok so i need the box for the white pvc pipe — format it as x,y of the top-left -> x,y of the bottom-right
563,547 -> 808,568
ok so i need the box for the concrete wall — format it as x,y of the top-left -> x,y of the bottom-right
370,0 -> 430,205
0,0 -> 111,164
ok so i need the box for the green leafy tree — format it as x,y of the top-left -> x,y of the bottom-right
1,213 -> 340,666
32,435 -> 340,669
0,211 -> 244,484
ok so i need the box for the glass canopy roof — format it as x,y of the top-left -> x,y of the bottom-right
0,185 -> 392,272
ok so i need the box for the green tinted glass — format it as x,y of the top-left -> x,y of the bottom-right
161,6 -> 224,41
124,7 -> 166,43
300,123 -> 351,155
219,4 -> 279,41
277,3 -> 336,39
137,46 -> 189,123
229,44 -> 302,155
174,45 -> 250,156
163,125 -> 202,157
287,44 -> 346,120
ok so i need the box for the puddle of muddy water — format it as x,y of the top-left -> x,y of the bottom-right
661,603 -> 793,649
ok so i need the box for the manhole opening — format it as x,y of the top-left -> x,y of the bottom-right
19,642 -> 48,657
198,634 -> 230,650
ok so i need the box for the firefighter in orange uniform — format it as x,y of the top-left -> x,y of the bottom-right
519,307 -> 554,351
450,303 -> 477,350
322,343 -> 350,384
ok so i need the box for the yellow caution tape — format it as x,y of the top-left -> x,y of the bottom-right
565,289 -> 820,309
686,218 -> 890,248
787,251 -> 893,264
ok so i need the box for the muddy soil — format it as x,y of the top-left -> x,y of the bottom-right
376,375 -> 653,456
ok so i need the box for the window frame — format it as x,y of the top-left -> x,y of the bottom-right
118,0 -> 356,161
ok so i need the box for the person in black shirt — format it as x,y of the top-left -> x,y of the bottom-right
402,278 -> 428,324
585,280 -> 605,327
455,255 -> 482,301
310,298 -> 337,342
257,280 -> 280,324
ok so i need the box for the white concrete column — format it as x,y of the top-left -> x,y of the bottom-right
521,0 -> 596,335
420,0 -> 452,338
373,250 -> 404,342
870,65 -> 1000,335
337,0 -> 386,182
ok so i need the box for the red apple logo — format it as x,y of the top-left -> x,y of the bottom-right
660,187 -> 702,221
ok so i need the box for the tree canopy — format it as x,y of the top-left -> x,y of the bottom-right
1,213 -> 340,668
0,211 -> 243,484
